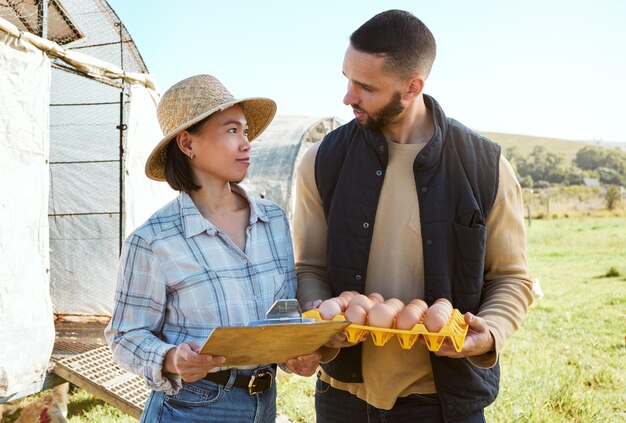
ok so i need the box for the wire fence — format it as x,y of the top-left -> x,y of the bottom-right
1,0 -> 148,315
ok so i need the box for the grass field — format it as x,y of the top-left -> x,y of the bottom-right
485,217 -> 626,422
278,217 -> 626,422
3,218 -> 625,422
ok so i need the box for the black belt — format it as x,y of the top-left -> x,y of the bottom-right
203,365 -> 276,395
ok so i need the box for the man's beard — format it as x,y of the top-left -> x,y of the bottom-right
354,91 -> 404,131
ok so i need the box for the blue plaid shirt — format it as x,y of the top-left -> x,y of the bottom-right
105,184 -> 296,394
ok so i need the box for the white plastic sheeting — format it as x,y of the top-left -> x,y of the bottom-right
243,116 -> 341,219
124,84 -> 176,238
0,39 -> 54,397
0,4 -> 173,401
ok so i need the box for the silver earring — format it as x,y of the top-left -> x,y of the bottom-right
189,152 -> 195,160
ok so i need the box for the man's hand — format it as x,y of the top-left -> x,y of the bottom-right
164,342 -> 226,382
302,299 -> 322,311
324,331 -> 366,348
286,350 -> 322,376
432,312 -> 495,358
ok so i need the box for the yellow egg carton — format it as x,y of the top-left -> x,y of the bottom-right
302,308 -> 469,352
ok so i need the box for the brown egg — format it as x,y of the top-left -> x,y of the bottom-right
434,298 -> 453,310
319,298 -> 343,320
331,296 -> 349,311
396,304 -> 425,330
348,294 -> 374,312
423,302 -> 452,332
384,298 -> 405,313
367,292 -> 385,304
367,303 -> 396,328
409,298 -> 428,312
339,290 -> 359,302
344,304 -> 367,326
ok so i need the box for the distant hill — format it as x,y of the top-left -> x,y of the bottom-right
479,132 -> 626,165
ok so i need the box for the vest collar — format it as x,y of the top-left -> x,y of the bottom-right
413,94 -> 447,172
363,126 -> 389,167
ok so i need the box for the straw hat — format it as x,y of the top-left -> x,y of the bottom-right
145,74 -> 277,181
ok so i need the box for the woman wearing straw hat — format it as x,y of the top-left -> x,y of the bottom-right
105,74 -> 320,422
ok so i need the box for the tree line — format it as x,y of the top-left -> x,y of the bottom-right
506,145 -> 626,188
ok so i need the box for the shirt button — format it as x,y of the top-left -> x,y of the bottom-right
242,258 -> 248,264
376,170 -> 383,176
421,186 -> 428,193
252,295 -> 257,300
426,239 -> 433,246
363,222 -> 370,229
355,274 -> 362,281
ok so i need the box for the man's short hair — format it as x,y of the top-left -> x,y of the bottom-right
350,9 -> 436,79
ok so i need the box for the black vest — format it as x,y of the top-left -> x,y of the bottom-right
315,95 -> 501,419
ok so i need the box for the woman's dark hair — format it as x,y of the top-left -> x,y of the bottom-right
163,116 -> 210,192
350,9 -> 436,79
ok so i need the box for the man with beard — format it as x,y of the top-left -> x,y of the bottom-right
294,9 -> 533,423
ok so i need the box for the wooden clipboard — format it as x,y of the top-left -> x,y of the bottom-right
199,320 -> 349,366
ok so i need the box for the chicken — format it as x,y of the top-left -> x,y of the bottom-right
15,383 -> 69,423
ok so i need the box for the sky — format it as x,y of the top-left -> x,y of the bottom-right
107,0 -> 626,144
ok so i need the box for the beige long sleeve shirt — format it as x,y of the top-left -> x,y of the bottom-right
294,140 -> 533,410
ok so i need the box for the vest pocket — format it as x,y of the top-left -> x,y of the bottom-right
453,221 -> 486,263
452,221 -> 487,296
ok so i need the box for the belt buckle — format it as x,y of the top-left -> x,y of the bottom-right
248,369 -> 273,395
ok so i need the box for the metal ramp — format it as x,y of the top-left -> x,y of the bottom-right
51,319 -> 149,419
53,346 -> 149,419
50,320 -> 298,422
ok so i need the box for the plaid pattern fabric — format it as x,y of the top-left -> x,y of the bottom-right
105,184 -> 296,394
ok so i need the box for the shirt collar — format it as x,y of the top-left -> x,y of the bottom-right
179,184 -> 270,239
231,183 -> 270,225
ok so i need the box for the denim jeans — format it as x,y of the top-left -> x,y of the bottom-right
315,378 -> 486,423
140,369 -> 277,423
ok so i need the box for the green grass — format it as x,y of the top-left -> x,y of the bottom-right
1,386 -> 136,422
64,388 -> 137,423
278,217 -> 626,422
5,218 -> 625,422
486,217 -> 626,422
277,373 -> 316,422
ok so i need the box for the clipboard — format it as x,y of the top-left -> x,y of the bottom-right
199,300 -> 349,366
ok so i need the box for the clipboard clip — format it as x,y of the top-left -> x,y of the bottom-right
246,299 -> 315,326
266,299 -> 303,322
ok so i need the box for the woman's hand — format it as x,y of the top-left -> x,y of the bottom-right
285,350 -> 322,377
164,341 -> 226,382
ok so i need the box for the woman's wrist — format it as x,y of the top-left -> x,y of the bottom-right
163,346 -> 178,374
